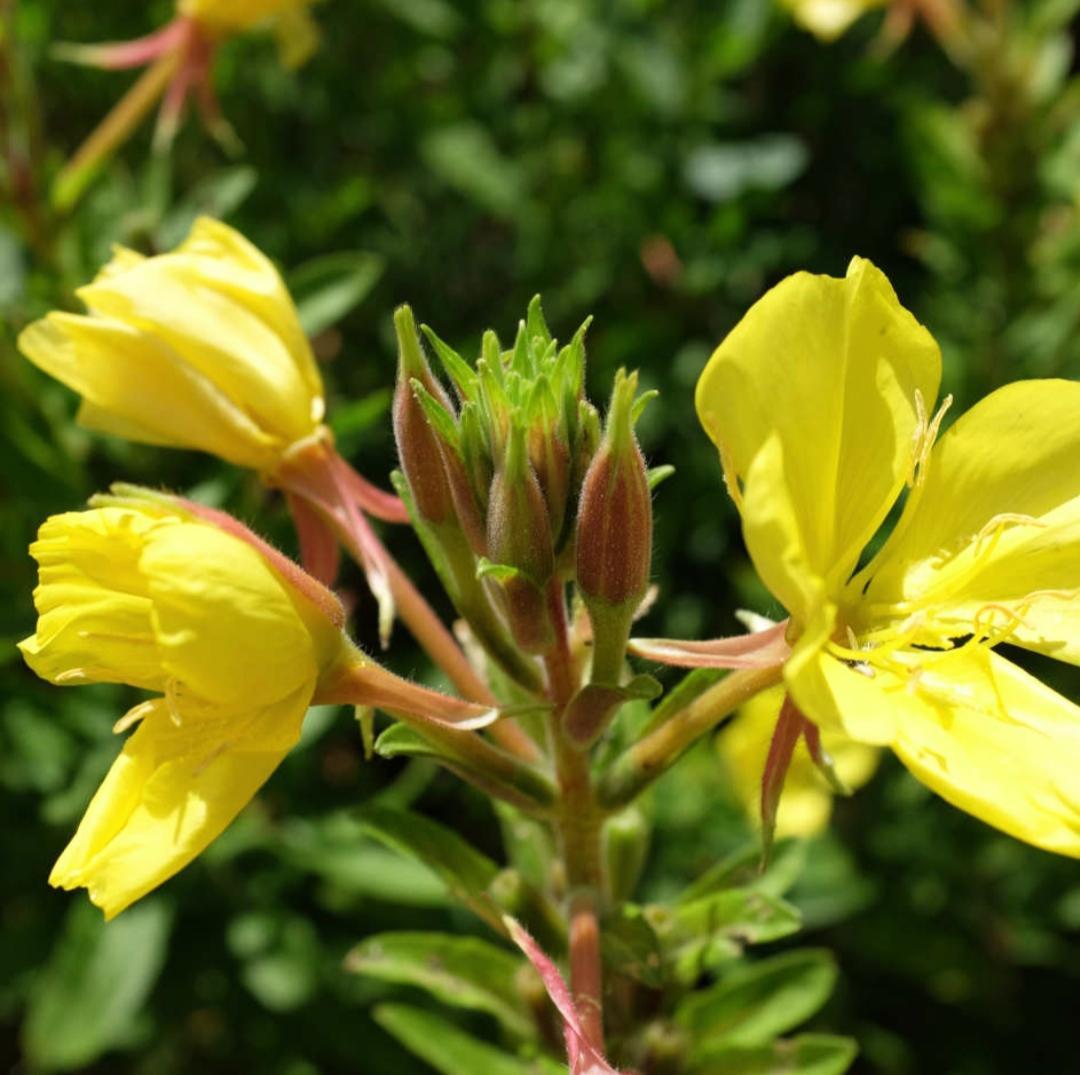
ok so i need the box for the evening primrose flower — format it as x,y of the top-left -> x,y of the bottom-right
20,217 -> 324,474
21,487 -> 494,919
640,257 -> 1080,856
51,0 -> 319,207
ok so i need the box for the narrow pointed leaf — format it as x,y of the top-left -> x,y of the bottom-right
356,806 -> 504,931
348,932 -> 534,1039
374,1004 -> 560,1075
676,949 -> 839,1050
687,1033 -> 857,1075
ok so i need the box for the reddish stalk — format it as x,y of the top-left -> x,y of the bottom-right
544,578 -> 606,1055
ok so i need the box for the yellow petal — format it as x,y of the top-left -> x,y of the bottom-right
50,687 -> 311,919
719,684 -> 879,839
19,508 -> 171,691
697,258 -> 940,619
789,637 -> 1080,857
18,313 -> 281,470
781,0 -> 888,41
739,433 -> 829,627
142,522 -> 320,707
861,379 -> 1080,664
891,647 -> 1080,857
78,217 -> 323,450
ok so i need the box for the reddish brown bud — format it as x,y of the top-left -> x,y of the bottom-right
576,370 -> 652,610
528,419 -> 572,546
392,305 -> 456,524
485,426 -> 556,653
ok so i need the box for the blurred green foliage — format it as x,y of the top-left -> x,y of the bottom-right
2,0 -> 1079,1072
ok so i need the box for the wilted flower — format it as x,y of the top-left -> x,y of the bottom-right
52,0 -> 319,207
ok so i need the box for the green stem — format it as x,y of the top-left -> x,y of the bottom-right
597,663 -> 784,811
544,580 -> 606,1053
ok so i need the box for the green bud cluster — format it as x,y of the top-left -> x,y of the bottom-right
392,296 -> 654,684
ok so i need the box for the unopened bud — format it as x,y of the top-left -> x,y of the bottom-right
576,369 -> 652,611
528,416 -> 572,547
603,805 -> 651,903
392,305 -> 457,525
485,425 -> 555,653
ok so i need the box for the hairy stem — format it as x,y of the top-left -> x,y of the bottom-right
545,579 -> 605,1053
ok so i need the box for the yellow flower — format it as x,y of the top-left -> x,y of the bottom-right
178,0 -> 320,68
780,0 -> 888,41
20,490 -> 346,919
19,218 -> 325,475
696,257 -> 1080,856
719,687 -> 878,839
21,487 -> 494,918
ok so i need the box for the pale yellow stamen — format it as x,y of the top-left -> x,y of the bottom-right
907,390 -> 953,488
113,699 -> 158,734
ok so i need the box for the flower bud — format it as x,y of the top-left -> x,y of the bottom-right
603,805 -> 651,903
485,425 -> 556,653
576,369 -> 652,611
528,404 -> 573,548
392,304 -> 458,525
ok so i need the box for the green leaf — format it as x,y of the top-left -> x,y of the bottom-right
683,136 -> 807,202
347,932 -> 534,1039
374,721 -> 435,760
0,226 -> 26,310
278,812 -> 447,906
687,1033 -> 857,1075
371,0 -> 462,37
290,251 -> 385,336
645,889 -> 802,984
421,325 -> 480,401
374,1005 -> 559,1075
647,464 -> 676,491
421,122 -> 526,218
677,950 -> 838,1051
356,805 -> 504,931
679,840 -> 807,906
23,899 -> 172,1071
328,388 -> 393,448
228,912 -> 321,1013
476,558 -> 523,584
601,905 -> 666,988
157,166 -> 257,248
410,377 -> 462,450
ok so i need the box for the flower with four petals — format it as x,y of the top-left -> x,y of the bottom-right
639,257 -> 1080,856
